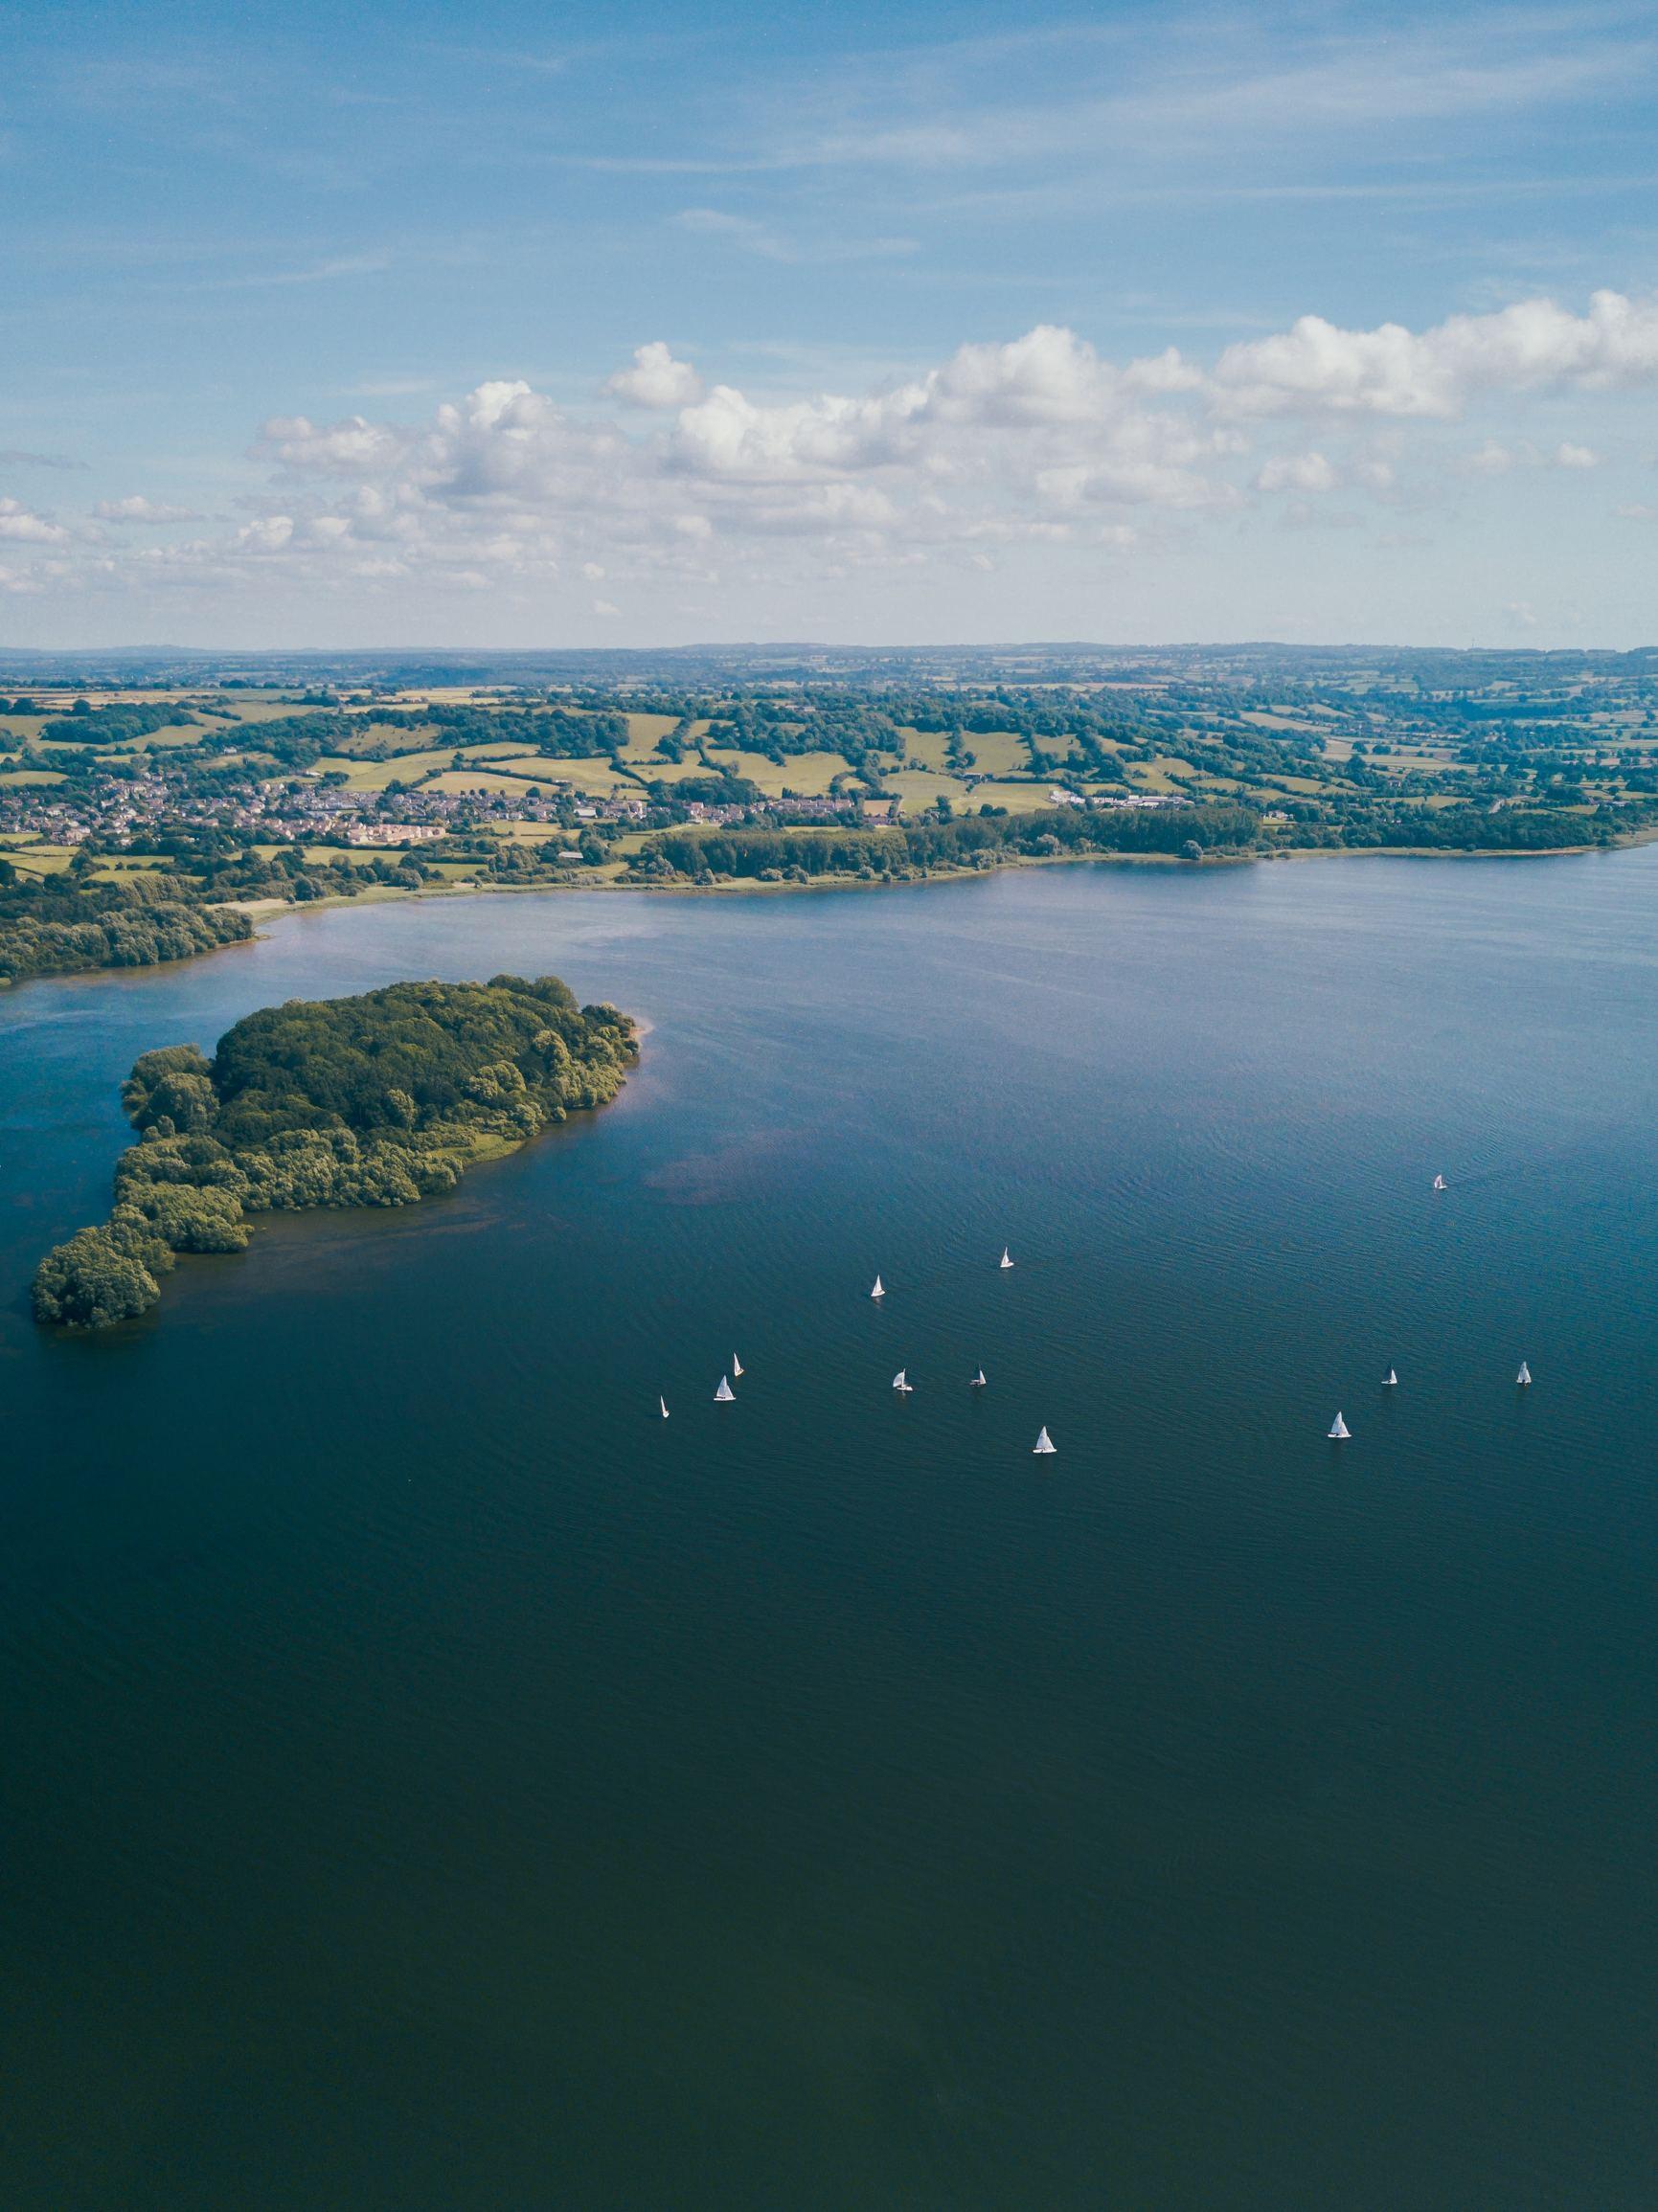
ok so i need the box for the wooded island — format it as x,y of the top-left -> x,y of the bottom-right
33,974 -> 636,1327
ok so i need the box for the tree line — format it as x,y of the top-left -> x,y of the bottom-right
0,866 -> 253,984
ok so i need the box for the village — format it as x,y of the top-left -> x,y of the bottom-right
0,736 -> 1189,861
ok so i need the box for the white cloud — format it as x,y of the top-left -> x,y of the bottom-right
258,413 -> 417,473
592,598 -> 622,617
1461,437 -> 1602,477
8,290 -> 1657,613
1463,440 -> 1515,475
93,495 -> 200,523
1210,290 -> 1658,418
1254,450 -> 1339,493
0,497 -> 68,545
604,341 -> 705,409
234,515 -> 296,552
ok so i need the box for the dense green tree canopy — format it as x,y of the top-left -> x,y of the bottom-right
0,874 -> 253,985
33,974 -> 636,1328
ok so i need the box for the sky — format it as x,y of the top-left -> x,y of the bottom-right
2,0 -> 1656,649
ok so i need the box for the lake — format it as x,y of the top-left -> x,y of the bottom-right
5,853 -> 1658,2209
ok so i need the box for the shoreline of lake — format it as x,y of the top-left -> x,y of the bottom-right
5,822 -> 1646,1001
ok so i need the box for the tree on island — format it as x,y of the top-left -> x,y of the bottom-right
32,975 -> 637,1328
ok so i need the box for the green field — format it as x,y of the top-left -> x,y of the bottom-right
963,732 -> 1032,776
315,744 -> 531,790
325,720 -> 444,758
0,842 -> 77,873
700,748 -> 857,797
465,754 -> 641,798
423,769 -> 553,797
623,712 -> 680,750
888,768 -> 967,810
958,779 -> 1073,815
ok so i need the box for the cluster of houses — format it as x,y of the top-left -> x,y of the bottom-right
1,738 -> 1192,863
1047,787 -> 1192,811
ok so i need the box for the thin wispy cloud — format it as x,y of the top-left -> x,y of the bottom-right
673,209 -> 918,264
618,9 -> 1658,178
218,253 -> 392,289
0,449 -> 86,471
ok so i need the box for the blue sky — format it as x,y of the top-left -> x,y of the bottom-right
3,0 -> 1656,646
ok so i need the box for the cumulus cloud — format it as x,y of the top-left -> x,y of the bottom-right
94,495 -> 200,523
604,341 -> 705,409
1463,440 -> 1515,475
0,497 -> 68,544
1254,450 -> 1339,493
1210,290 -> 1658,418
1461,438 -> 1603,477
4,289 -> 1653,609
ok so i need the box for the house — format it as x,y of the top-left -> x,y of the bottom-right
347,823 -> 444,846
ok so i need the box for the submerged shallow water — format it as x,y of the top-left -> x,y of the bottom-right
5,854 -> 1658,2208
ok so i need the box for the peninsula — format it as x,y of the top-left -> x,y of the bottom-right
32,974 -> 637,1328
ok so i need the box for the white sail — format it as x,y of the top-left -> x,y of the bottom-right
660,1397 -> 670,1419
1000,1248 -> 1014,1269
892,1368 -> 912,1392
732,1355 -> 743,1378
1382,1369 -> 1397,1387
1516,1361 -> 1532,1387
970,1368 -> 987,1388
715,1376 -> 735,1402
1033,1426 -> 1056,1455
871,1275 -> 884,1299
1329,1411 -> 1351,1439
1433,1174 -> 1446,1191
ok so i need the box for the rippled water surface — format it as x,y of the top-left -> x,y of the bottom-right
5,855 -> 1658,2208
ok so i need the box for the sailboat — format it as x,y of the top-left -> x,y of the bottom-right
1329,1411 -> 1351,1439
715,1376 -> 735,1402
732,1355 -> 744,1378
970,1368 -> 988,1388
892,1368 -> 913,1394
1000,1248 -> 1014,1269
1382,1368 -> 1397,1388
1516,1361 -> 1533,1387
660,1397 -> 670,1419
1432,1174 -> 1446,1191
1033,1427 -> 1056,1455
871,1275 -> 885,1299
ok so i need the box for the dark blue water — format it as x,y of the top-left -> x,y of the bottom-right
5,855 -> 1658,2209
